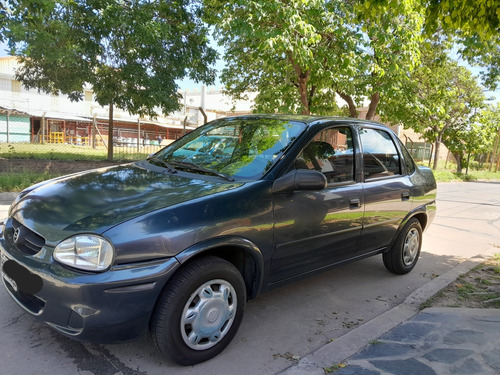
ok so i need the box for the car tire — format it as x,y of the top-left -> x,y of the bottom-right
383,218 -> 422,275
151,256 -> 246,365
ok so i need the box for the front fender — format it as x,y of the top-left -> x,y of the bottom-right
175,236 -> 265,299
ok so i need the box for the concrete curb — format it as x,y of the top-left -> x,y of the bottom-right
279,250 -> 497,375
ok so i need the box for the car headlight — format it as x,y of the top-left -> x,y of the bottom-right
54,235 -> 114,272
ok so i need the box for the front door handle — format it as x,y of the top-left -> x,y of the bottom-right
401,191 -> 410,201
349,198 -> 361,208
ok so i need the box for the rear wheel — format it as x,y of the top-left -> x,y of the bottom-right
151,256 -> 246,365
383,218 -> 422,275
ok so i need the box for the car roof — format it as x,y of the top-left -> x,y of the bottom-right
224,114 -> 390,129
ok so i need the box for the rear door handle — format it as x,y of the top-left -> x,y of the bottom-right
349,198 -> 361,208
401,191 -> 410,201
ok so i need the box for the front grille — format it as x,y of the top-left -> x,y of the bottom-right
11,219 -> 45,255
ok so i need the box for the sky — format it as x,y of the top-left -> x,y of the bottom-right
1,40 -> 498,103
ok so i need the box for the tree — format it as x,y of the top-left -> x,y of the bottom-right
3,0 -> 217,160
444,118 -> 494,173
459,35 -> 500,90
382,42 -> 487,170
478,104 -> 500,172
424,0 -> 499,40
363,0 -> 500,90
204,0 -> 423,118
423,0 -> 499,89
0,5 -> 6,42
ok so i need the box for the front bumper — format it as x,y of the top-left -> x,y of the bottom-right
0,219 -> 180,343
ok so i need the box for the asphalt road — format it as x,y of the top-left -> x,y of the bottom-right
0,182 -> 499,375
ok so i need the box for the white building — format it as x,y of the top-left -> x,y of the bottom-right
0,56 -> 254,146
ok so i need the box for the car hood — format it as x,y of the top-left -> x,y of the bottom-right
11,161 -> 243,244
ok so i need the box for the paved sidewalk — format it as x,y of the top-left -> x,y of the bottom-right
281,254 -> 500,375
329,308 -> 500,375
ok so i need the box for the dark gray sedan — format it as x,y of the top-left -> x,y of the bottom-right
0,115 -> 436,365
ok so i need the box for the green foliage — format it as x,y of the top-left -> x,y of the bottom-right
424,0 -> 499,39
429,164 -> 500,182
444,119 -> 496,172
382,40 -> 487,170
424,0 -> 500,89
459,34 -> 500,90
479,103 -> 500,140
5,0 -> 216,115
0,143 -> 107,161
358,0 -> 499,89
205,0 -> 423,117
0,4 -> 6,43
3,0 -> 217,160
0,172 -> 62,192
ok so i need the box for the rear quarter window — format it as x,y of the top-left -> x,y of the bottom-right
397,138 -> 416,175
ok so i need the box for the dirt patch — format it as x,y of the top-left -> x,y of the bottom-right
0,158 -> 122,175
425,255 -> 500,309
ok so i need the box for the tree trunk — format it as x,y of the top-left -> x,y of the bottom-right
491,129 -> 500,171
298,74 -> 310,115
337,92 -> 358,117
452,152 -> 463,173
288,54 -> 310,115
365,92 -> 380,120
308,85 -> 316,111
432,135 -> 442,170
465,152 -> 471,174
107,102 -> 114,162
496,145 -> 500,172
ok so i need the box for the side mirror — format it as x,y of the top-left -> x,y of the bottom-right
272,169 -> 327,194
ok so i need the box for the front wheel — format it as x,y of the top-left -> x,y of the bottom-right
383,218 -> 422,275
151,256 -> 246,365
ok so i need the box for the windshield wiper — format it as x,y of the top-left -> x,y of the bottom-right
146,155 -> 177,174
170,161 -> 235,182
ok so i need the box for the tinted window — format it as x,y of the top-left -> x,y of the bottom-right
360,128 -> 401,180
397,138 -> 416,175
156,117 -> 306,180
293,127 -> 354,183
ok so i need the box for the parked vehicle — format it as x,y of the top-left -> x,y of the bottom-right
0,115 -> 436,365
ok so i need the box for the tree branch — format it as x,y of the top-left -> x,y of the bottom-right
366,92 -> 380,120
337,91 -> 358,118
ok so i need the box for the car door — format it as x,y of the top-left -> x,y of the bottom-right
270,126 -> 364,284
357,126 -> 414,255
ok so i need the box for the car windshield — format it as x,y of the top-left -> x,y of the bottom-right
153,117 -> 306,180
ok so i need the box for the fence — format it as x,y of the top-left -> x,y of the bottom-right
0,114 -> 189,162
